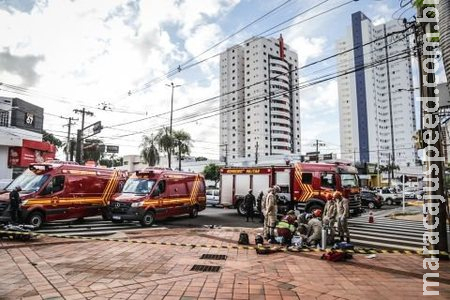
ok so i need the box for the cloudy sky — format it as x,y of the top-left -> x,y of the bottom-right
0,0 -> 416,160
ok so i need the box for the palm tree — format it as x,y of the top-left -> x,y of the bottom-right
173,129 -> 192,170
140,134 -> 160,166
156,127 -> 174,168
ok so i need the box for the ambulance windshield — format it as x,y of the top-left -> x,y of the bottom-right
122,178 -> 156,194
6,169 -> 50,192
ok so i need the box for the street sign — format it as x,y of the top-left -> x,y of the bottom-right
83,121 -> 102,139
106,145 -> 119,153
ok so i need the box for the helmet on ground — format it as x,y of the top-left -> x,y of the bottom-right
312,209 -> 322,218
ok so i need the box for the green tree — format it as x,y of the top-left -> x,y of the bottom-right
99,154 -> 123,168
173,129 -> 192,171
203,163 -> 220,188
156,127 -> 174,168
83,139 -> 104,163
379,163 -> 400,186
140,134 -> 160,166
43,130 -> 63,148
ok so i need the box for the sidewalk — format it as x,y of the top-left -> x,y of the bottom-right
0,227 -> 449,300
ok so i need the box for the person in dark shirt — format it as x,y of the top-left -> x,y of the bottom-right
9,186 -> 22,224
243,189 -> 256,222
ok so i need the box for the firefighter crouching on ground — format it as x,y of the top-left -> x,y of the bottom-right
275,210 -> 297,244
306,209 -> 323,246
335,191 -> 351,243
322,193 -> 337,243
264,185 -> 280,243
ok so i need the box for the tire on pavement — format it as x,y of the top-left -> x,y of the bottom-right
27,211 -> 44,229
140,210 -> 155,227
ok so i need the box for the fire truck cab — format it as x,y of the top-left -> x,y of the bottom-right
0,162 -> 126,228
109,168 -> 206,227
220,162 -> 361,216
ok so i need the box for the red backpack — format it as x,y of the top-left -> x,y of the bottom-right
321,250 -> 352,262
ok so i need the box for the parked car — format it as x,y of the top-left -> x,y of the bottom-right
360,191 -> 383,209
206,189 -> 220,206
377,188 -> 402,205
403,188 -> 418,199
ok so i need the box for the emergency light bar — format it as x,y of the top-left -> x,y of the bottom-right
29,164 -> 53,172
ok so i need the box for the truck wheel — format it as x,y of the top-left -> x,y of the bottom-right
368,202 -> 375,209
27,211 -> 44,229
189,205 -> 199,218
386,198 -> 393,205
237,200 -> 247,216
140,211 -> 155,227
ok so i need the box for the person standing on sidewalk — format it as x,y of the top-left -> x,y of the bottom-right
243,189 -> 255,222
9,186 -> 22,224
334,191 -> 350,243
265,185 -> 280,243
256,190 -> 264,223
322,194 -> 337,243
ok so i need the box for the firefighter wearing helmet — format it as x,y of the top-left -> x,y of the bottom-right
264,185 -> 280,243
306,208 -> 323,246
334,191 -> 350,243
322,192 -> 337,243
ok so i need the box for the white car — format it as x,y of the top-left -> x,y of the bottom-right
206,189 -> 220,206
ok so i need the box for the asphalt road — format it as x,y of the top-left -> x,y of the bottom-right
159,205 -> 263,228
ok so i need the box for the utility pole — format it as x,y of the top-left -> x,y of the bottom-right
73,108 -> 94,164
388,152 -> 391,187
416,6 -> 449,260
255,142 -> 259,165
166,82 -> 181,169
62,117 -> 78,161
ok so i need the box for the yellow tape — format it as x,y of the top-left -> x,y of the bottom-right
0,230 -> 448,257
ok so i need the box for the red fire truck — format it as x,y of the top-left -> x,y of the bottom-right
109,168 -> 206,226
0,162 -> 127,228
220,162 -> 361,216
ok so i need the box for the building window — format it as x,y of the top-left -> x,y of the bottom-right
0,110 -> 9,127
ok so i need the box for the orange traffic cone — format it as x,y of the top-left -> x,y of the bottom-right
368,211 -> 374,223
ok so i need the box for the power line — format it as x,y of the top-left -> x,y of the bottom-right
105,25 -> 414,130
104,46 -> 414,140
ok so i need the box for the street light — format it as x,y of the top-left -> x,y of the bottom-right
166,82 -> 181,136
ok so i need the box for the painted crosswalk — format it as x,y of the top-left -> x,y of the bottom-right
347,208 -> 449,251
36,217 -> 162,236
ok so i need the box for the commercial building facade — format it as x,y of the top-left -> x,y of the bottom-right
337,12 -> 417,168
0,97 -> 55,179
219,36 -> 301,164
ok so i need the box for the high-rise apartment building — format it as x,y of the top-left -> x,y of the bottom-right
219,36 -> 300,163
337,12 -> 417,167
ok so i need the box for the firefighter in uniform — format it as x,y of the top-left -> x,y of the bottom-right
275,210 -> 297,244
306,209 -> 322,246
322,193 -> 337,243
335,191 -> 350,243
9,186 -> 22,224
256,191 -> 264,223
243,189 -> 255,222
264,185 -> 280,243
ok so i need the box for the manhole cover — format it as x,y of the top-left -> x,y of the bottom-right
190,265 -> 221,272
200,254 -> 227,260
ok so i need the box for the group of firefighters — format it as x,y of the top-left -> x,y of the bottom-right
243,187 -> 351,247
